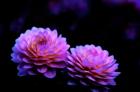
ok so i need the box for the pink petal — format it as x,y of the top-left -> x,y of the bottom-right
109,72 -> 120,77
91,89 -> 99,92
44,70 -> 56,78
80,80 -> 88,86
67,67 -> 76,73
105,64 -> 119,72
98,81 -> 108,85
27,71 -> 36,75
37,67 -> 47,73
75,74 -> 83,78
23,64 -> 33,69
108,80 -> 116,86
22,58 -> 30,63
17,70 -> 27,76
67,60 -> 74,66
67,56 -> 74,62
67,80 -> 77,86
82,59 -> 91,67
49,62 -> 66,68
68,72 -> 75,78
34,62 -> 44,66
74,66 -> 83,72
86,75 -> 96,81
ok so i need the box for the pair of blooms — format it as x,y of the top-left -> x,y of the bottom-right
11,27 -> 120,88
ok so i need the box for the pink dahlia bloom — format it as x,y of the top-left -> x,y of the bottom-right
67,45 -> 120,86
11,27 -> 70,78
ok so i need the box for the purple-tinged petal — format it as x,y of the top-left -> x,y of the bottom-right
67,60 -> 75,66
67,80 -> 77,86
109,72 -> 121,77
22,58 -> 30,63
68,73 -> 75,78
75,74 -> 83,78
108,80 -> 116,86
66,44 -> 120,86
18,70 -> 27,76
23,64 -> 33,69
11,27 -> 70,78
49,62 -> 66,68
86,75 -> 96,82
27,71 -> 36,75
80,80 -> 88,86
67,67 -> 76,73
44,69 -> 56,78
98,81 -> 108,85
37,67 -> 47,73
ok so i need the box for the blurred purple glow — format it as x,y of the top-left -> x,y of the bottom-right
124,23 -> 138,41
10,16 -> 25,32
48,0 -> 89,17
103,0 -> 140,10
10,0 -> 31,33
48,1 -> 62,15
69,23 -> 77,31
102,0 -> 127,5
128,0 -> 140,10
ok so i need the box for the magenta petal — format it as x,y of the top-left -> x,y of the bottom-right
91,89 -> 99,92
67,60 -> 74,66
107,64 -> 119,72
67,80 -> 77,86
66,44 -> 120,86
86,75 -> 96,81
34,62 -> 44,65
80,80 -> 88,86
11,27 -> 70,78
23,64 -> 33,69
37,67 -> 47,73
75,74 -> 83,78
11,53 -> 20,63
68,73 -> 75,78
98,81 -> 107,85
67,56 -> 74,62
109,72 -> 120,77
22,58 -> 30,63
67,67 -> 76,73
49,62 -> 66,68
82,59 -> 91,67
18,70 -> 27,76
17,64 -> 24,70
44,70 -> 56,78
27,71 -> 36,75
108,80 -> 116,85
74,66 -> 83,72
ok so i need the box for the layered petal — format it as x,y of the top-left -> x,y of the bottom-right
11,27 -> 70,78
67,45 -> 120,86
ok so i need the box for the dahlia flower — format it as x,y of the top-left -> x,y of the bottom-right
67,45 -> 120,86
11,27 -> 70,78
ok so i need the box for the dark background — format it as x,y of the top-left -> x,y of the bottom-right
0,0 -> 140,92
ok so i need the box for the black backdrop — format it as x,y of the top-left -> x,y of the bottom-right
0,0 -> 140,92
